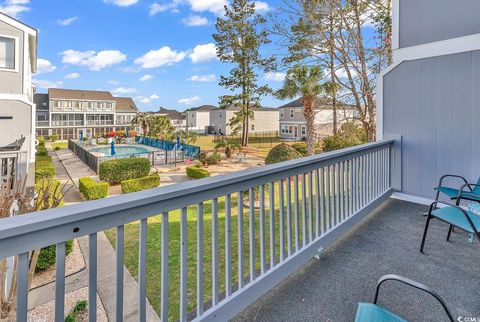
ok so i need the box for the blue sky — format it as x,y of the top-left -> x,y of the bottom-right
1,0 -> 291,111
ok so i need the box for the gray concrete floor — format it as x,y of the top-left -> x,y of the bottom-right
233,199 -> 480,322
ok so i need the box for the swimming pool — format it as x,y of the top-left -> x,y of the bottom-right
89,145 -> 151,157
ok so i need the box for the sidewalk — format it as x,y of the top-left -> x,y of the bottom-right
30,148 -> 160,321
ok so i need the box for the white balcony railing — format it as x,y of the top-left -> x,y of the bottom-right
0,140 -> 398,321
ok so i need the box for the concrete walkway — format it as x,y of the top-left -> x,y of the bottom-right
30,149 -> 160,321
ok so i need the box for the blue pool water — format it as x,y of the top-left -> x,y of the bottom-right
89,145 -> 151,156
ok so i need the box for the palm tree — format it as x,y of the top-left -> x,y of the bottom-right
214,139 -> 240,158
131,112 -> 150,137
276,65 -> 324,156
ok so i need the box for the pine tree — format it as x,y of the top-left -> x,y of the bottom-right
213,0 -> 276,146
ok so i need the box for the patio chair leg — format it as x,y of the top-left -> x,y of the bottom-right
446,225 -> 453,241
420,215 -> 432,253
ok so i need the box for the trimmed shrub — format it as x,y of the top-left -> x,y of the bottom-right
36,240 -> 73,271
36,145 -> 48,156
79,177 -> 109,200
291,142 -> 307,156
35,155 -> 52,163
36,136 -> 45,146
265,143 -> 303,165
206,152 -> 221,165
54,146 -> 61,151
198,151 -> 208,165
48,134 -> 59,142
186,166 -> 210,179
121,173 -> 160,193
99,157 -> 151,184
35,161 -> 56,182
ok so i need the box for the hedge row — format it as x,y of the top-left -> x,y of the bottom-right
79,177 -> 109,200
35,155 -> 56,183
186,166 -> 211,179
121,173 -> 160,194
36,240 -> 73,271
99,158 -> 150,184
36,145 -> 48,157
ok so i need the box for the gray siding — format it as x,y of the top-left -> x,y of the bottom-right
0,20 -> 24,94
383,50 -> 480,198
399,0 -> 480,48
0,100 -> 33,160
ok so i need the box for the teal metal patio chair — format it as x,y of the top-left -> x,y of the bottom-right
355,275 -> 454,322
435,175 -> 480,205
420,201 -> 480,252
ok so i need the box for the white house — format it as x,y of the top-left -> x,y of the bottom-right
186,105 -> 218,133
278,98 -> 355,141
210,105 -> 280,136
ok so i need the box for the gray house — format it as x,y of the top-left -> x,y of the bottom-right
210,105 -> 279,135
278,97 -> 355,141
0,13 -> 37,186
186,105 -> 218,133
378,0 -> 480,200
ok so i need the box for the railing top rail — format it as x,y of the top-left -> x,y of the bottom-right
0,139 -> 395,255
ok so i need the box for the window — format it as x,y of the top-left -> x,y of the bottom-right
0,36 -> 15,69
251,124 -> 255,131
301,126 -> 306,135
42,102 -> 47,107
290,109 -> 294,118
280,110 -> 284,118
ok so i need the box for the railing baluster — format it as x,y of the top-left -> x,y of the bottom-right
237,192 -> 244,288
248,190 -> 255,282
180,208 -> 188,322
279,179 -> 285,261
301,173 -> 307,247
320,167 -> 325,234
294,175 -> 299,251
353,158 -> 358,213
16,252 -> 29,322
89,233 -> 98,322
55,242 -> 66,322
161,212 -> 169,321
308,171 -> 313,243
116,226 -> 124,322
269,182 -> 275,269
286,177 -> 292,256
362,155 -> 367,206
349,159 -> 353,216
225,194 -> 232,296
197,203 -> 204,316
212,199 -> 219,304
259,185 -> 266,274
334,164 -> 339,227
315,169 -> 320,237
325,165 -> 331,231
339,162 -> 344,222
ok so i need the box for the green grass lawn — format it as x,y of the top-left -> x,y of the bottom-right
105,181 -> 318,321
51,141 -> 68,150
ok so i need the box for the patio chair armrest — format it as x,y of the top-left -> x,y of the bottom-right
374,274 -> 454,322
437,174 -> 468,189
459,183 -> 480,194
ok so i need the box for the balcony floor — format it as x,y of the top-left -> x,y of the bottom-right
233,199 -> 480,322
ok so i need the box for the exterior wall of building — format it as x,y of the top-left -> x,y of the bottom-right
399,0 -> 480,48
0,99 -> 33,162
188,111 -> 210,132
210,110 -> 279,135
382,50 -> 480,199
0,20 -> 24,94
209,110 -> 226,134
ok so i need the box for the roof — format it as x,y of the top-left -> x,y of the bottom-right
188,105 -> 218,112
157,107 -> 185,120
48,88 -> 115,101
278,97 -> 353,109
33,93 -> 49,109
113,97 -> 138,112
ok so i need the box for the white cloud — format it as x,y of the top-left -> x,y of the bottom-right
187,0 -> 226,15
108,79 -> 120,85
336,67 -> 357,79
139,74 -> 154,82
254,1 -> 269,12
0,0 -> 30,18
189,43 -> 217,63
188,74 -> 216,82
61,49 -> 127,71
103,0 -> 138,7
137,94 -> 160,104
264,72 -> 286,82
65,72 -> 80,79
149,1 -> 180,15
112,87 -> 137,95
36,59 -> 57,75
134,46 -> 186,68
182,15 -> 208,26
178,95 -> 201,105
57,16 -> 78,26
33,79 -> 63,89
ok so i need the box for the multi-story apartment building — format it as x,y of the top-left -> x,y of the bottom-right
34,88 -> 138,140
0,12 -> 37,186
186,105 -> 218,133
209,105 -> 279,135
278,98 -> 356,141
156,107 -> 186,130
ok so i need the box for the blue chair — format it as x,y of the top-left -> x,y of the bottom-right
435,175 -> 480,205
420,201 -> 480,252
355,275 -> 454,322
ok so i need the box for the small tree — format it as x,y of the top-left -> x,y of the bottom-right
214,139 -> 240,158
276,65 -> 324,156
131,112 -> 150,137
148,116 -> 175,140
